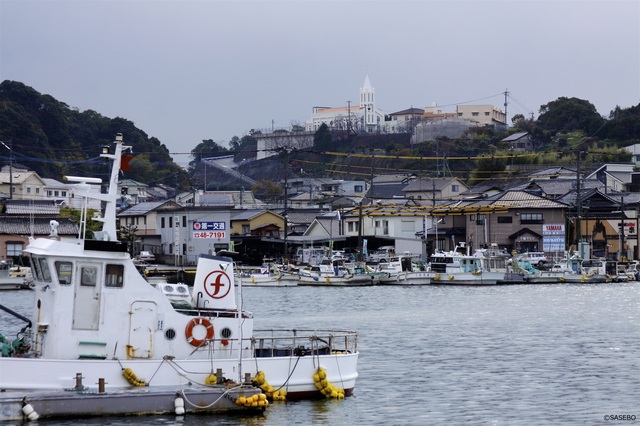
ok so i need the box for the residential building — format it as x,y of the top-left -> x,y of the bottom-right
0,165 -> 46,200
456,104 -> 506,127
43,178 -> 102,210
502,132 -> 534,152
117,178 -> 148,205
383,107 -> 424,133
587,163 -> 635,192
402,177 -> 469,202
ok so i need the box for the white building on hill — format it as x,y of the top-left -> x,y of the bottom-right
306,75 -> 385,134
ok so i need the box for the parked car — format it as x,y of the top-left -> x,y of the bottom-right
508,252 -> 548,267
136,251 -> 155,263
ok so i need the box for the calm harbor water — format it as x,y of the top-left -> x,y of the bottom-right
1,282 -> 638,425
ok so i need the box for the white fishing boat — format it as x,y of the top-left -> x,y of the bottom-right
428,243 -> 506,285
376,256 -> 434,285
0,135 -> 358,419
236,264 -> 298,287
297,254 -> 379,286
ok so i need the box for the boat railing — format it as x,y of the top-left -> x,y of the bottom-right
250,328 -> 358,356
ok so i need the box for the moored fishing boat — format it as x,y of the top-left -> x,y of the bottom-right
376,256 -> 433,285
297,254 -> 378,286
236,264 -> 298,287
0,135 -> 358,420
428,244 -> 506,285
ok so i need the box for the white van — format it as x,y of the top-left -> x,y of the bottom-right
367,246 -> 396,263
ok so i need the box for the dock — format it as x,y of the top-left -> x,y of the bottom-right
0,383 -> 264,421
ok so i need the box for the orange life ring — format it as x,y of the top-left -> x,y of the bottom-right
185,317 -> 214,347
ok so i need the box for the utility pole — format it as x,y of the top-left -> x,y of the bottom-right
283,148 -> 289,264
357,201 -> 363,262
576,151 -> 583,258
0,141 -> 12,199
619,196 -> 625,261
503,88 -> 509,128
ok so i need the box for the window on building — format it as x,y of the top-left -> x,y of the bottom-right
383,220 -> 389,235
169,217 -> 173,228
183,216 -> 187,227
497,216 -> 513,224
54,190 -> 59,196
484,112 -> 490,116
477,214 -> 486,225
521,213 -> 543,224
6,242 -> 23,257
27,187 -> 31,194
452,184 -> 459,192
242,224 -> 250,234
375,220 -> 380,228
472,112 -> 479,116
60,190 -> 64,196
354,185 -> 363,193
348,222 -> 354,232
161,217 -> 165,228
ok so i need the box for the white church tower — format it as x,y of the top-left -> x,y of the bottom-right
360,74 -> 378,133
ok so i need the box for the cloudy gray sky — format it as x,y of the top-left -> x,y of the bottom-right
1,0 -> 638,166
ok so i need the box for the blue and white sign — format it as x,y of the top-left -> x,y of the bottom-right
543,236 -> 565,252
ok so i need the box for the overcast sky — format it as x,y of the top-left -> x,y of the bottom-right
1,0 -> 638,166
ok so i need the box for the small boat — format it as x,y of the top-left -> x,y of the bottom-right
0,261 -> 32,290
428,243 -> 506,285
236,264 -> 298,287
298,256 -> 378,286
376,256 -> 433,285
0,134 -> 358,420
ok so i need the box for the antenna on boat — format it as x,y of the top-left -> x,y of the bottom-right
91,133 -> 131,241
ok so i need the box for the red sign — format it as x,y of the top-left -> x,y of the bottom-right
203,270 -> 231,299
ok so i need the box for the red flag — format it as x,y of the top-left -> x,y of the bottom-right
121,155 -> 133,172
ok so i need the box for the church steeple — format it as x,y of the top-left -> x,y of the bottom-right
360,74 -> 376,131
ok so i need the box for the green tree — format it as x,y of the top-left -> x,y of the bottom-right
118,223 -> 139,257
537,97 -> 604,135
313,123 -> 333,151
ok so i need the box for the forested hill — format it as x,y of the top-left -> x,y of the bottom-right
0,81 -> 190,189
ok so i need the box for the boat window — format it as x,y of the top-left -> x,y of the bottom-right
31,255 -> 42,281
39,258 -> 52,282
105,264 -> 124,288
55,261 -> 73,285
81,266 -> 98,286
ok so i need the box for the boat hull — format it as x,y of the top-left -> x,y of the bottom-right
298,275 -> 376,286
0,352 -> 358,398
430,271 -> 504,286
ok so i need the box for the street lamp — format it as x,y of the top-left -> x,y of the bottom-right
0,140 -> 13,199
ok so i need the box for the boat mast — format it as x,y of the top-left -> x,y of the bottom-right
93,133 -> 130,241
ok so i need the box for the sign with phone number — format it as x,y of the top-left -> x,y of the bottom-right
193,231 -> 226,239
